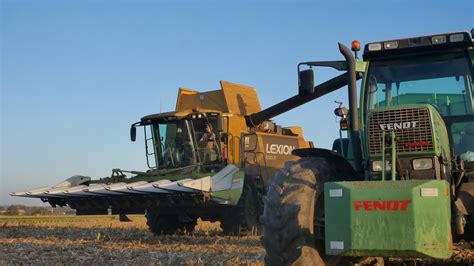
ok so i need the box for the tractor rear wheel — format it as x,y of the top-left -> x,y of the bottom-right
261,157 -> 347,265
145,210 -> 196,235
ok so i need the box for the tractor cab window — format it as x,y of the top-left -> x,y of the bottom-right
450,121 -> 474,161
366,55 -> 473,116
365,53 -> 474,160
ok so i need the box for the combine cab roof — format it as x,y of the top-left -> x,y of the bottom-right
140,109 -> 220,123
141,111 -> 178,121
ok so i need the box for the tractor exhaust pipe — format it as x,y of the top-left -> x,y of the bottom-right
338,43 -> 363,173
245,73 -> 349,127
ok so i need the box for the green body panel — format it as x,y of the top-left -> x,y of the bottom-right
210,171 -> 244,205
324,180 -> 452,259
355,61 -> 368,73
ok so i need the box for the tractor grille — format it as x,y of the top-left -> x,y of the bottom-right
368,108 -> 434,154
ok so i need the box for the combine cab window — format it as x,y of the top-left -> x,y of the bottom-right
152,120 -> 197,169
146,116 -> 222,169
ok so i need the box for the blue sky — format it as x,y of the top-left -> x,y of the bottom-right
1,0 -> 473,205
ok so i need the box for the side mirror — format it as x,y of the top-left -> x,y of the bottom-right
299,69 -> 314,95
334,107 -> 349,131
334,107 -> 349,118
130,125 -> 137,142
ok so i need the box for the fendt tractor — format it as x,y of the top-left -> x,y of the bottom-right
261,30 -> 474,264
11,81 -> 313,235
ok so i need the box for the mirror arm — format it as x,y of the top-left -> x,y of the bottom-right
298,60 -> 347,72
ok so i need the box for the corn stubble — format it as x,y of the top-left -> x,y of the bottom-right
0,216 -> 264,265
1,216 -> 471,265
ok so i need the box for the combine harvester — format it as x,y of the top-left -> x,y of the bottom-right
261,30 -> 474,264
11,81 -> 320,235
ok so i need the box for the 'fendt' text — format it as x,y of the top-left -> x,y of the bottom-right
379,121 -> 418,131
353,200 -> 412,211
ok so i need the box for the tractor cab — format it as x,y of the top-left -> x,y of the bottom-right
363,32 -> 474,167
360,31 -> 474,182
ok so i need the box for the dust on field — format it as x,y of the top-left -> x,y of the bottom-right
0,215 -> 264,265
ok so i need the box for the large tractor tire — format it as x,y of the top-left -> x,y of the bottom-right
145,209 -> 197,235
220,184 -> 262,235
261,157 -> 349,265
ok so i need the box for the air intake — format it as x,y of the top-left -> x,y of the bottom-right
368,107 -> 434,154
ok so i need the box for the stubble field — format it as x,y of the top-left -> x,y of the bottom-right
0,215 -> 472,265
0,215 -> 264,265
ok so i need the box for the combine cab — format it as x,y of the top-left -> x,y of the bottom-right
11,80 -> 312,235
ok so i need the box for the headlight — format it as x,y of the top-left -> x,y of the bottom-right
384,41 -> 399,49
412,158 -> 433,170
431,35 -> 447,45
372,160 -> 391,172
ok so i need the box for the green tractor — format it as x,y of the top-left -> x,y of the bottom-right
260,31 -> 474,264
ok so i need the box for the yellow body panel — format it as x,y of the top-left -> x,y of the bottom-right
175,80 -> 262,115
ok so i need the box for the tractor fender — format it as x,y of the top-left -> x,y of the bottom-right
455,181 -> 474,216
292,148 -> 360,181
